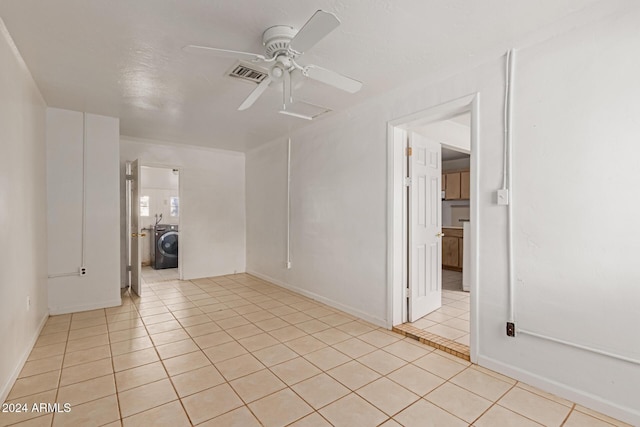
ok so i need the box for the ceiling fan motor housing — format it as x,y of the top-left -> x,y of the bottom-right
262,25 -> 297,58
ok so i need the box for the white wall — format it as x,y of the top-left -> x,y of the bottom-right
415,120 -> 471,153
247,118 -> 388,326
0,20 -> 49,402
245,4 -> 640,424
120,138 -> 246,282
142,166 -> 179,192
140,189 -> 179,229
46,109 -> 121,314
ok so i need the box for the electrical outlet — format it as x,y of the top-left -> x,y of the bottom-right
79,266 -> 87,276
27,296 -> 31,311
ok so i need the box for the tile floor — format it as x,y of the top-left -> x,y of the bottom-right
393,270 -> 470,360
1,273 -> 630,426
141,266 -> 179,284
410,270 -> 470,347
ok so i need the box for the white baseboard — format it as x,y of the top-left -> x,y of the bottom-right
0,312 -> 49,404
48,297 -> 122,316
477,354 -> 640,426
246,270 -> 387,328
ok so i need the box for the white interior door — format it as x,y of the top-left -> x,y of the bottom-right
408,132 -> 442,322
130,159 -> 142,296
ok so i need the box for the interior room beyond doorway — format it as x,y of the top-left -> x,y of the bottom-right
140,166 -> 180,272
388,97 -> 476,362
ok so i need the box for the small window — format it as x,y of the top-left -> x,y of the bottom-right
170,196 -> 179,217
140,196 -> 150,217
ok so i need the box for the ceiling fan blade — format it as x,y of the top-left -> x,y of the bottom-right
238,77 -> 272,111
183,45 -> 265,62
305,65 -> 363,93
289,10 -> 340,53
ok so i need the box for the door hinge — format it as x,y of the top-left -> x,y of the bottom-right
406,147 -> 412,156
125,174 -> 133,181
126,265 -> 132,272
404,177 -> 412,187
405,288 -> 410,299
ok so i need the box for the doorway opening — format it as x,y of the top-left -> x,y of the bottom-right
126,161 -> 181,296
387,94 -> 479,362
140,166 -> 180,284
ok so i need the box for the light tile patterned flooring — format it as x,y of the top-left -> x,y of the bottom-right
141,266 -> 179,284
410,270 -> 470,347
1,274 -> 630,426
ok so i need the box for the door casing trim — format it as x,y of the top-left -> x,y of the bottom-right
386,93 -> 480,363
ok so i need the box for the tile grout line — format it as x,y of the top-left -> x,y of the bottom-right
560,403 -> 577,427
171,275 -> 435,425
133,285 -> 195,425
110,291 -> 127,426
49,311 -> 74,427
467,380 -> 519,426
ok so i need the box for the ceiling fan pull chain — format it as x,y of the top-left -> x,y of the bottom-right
283,69 -> 292,110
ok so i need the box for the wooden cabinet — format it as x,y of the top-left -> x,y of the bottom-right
442,227 -> 463,271
442,170 -> 470,200
442,236 -> 459,269
460,171 -> 470,200
444,172 -> 460,200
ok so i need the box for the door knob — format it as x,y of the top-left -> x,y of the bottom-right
131,233 -> 147,238
436,232 -> 445,238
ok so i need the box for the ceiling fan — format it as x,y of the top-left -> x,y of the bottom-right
183,10 -> 363,119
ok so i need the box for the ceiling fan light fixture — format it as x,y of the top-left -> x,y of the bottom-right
184,10 -> 362,113
271,66 -> 284,79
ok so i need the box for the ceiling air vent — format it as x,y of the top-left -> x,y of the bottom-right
228,62 -> 268,84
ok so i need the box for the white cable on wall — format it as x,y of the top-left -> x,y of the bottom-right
517,328 -> 640,366
81,112 -> 87,269
286,138 -> 292,269
506,49 -> 516,324
48,112 -> 87,279
502,50 -> 511,191
502,50 -> 637,365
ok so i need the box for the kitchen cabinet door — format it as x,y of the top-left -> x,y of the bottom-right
442,236 -> 459,269
444,172 -> 461,200
460,171 -> 470,200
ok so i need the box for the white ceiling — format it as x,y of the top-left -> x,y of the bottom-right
0,0 -> 603,152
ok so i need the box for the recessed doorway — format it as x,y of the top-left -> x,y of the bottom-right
125,161 -> 181,296
387,94 -> 479,362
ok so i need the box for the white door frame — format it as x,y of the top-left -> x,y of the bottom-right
386,93 -> 480,363
127,162 -> 183,283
